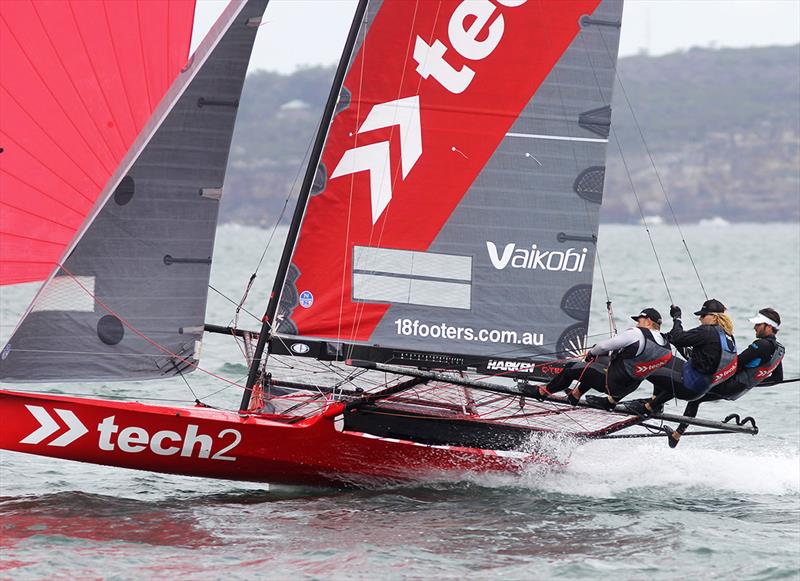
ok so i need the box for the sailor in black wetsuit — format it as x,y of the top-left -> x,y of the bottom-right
627,298 -> 737,416
535,308 -> 671,409
664,308 -> 785,448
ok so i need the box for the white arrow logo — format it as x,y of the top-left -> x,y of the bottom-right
331,95 -> 422,223
20,405 -> 88,447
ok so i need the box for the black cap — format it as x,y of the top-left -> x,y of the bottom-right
631,307 -> 662,325
694,298 -> 726,316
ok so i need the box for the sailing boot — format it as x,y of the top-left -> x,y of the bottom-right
585,395 -> 616,411
664,426 -> 681,448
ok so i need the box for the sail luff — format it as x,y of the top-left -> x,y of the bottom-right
241,0 -> 370,411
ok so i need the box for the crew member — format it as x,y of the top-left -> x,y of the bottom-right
664,308 -> 785,447
627,298 -> 737,416
535,308 -> 671,409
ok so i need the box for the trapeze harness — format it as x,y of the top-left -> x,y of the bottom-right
621,329 -> 673,379
726,338 -> 785,400
709,327 -> 738,388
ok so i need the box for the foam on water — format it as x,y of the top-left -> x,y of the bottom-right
552,439 -> 799,496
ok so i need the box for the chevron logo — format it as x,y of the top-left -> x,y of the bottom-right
331,95 -> 422,224
20,405 -> 88,447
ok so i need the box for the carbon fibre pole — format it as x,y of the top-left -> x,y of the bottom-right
239,0 -> 370,412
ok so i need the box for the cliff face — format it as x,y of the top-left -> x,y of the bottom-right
221,45 -> 800,226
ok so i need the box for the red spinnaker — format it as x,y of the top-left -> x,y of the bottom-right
0,0 -> 196,286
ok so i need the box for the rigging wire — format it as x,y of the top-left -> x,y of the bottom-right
610,127 -> 674,304
595,31 -> 708,300
610,65 -> 709,299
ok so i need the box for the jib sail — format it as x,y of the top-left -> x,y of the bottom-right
0,0 -> 269,382
272,0 -> 624,368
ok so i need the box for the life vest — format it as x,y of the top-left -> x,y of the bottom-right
729,338 -> 785,398
709,326 -> 737,387
622,329 -> 673,379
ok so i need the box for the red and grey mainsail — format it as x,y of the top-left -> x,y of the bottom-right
0,0 -> 196,286
0,0 -> 269,381
273,0 -> 624,368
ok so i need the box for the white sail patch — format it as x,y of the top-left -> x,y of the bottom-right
352,246 -> 472,309
30,276 -> 96,313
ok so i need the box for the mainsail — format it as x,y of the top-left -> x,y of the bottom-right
0,0 -> 196,285
0,0 -> 269,381
270,0 -> 624,372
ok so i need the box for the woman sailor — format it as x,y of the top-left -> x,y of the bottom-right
627,298 -> 738,416
536,308 -> 672,409
663,308 -> 785,448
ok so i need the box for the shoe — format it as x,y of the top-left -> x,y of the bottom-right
585,395 -> 616,411
665,426 -> 680,448
564,389 -> 580,406
623,399 -> 651,417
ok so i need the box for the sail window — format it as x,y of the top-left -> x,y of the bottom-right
573,167 -> 605,204
30,276 -> 95,313
352,247 -> 472,309
97,315 -> 125,346
113,176 -> 135,206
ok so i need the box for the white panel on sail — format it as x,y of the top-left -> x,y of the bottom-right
352,246 -> 472,309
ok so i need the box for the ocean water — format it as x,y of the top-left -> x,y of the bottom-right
1,223 -> 799,580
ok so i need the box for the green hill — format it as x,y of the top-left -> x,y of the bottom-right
221,45 -> 800,225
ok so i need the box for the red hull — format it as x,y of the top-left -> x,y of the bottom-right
0,390 -> 541,487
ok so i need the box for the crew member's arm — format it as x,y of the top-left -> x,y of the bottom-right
737,340 -> 768,368
665,318 -> 707,360
589,328 -> 640,356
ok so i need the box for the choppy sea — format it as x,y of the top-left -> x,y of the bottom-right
1,223 -> 798,580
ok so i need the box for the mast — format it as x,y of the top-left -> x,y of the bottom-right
240,0 -> 369,411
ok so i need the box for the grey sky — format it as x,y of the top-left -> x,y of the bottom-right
192,0 -> 800,74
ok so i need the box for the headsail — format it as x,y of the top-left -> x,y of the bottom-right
271,0 -> 624,370
0,0 -> 196,286
0,0 -> 269,382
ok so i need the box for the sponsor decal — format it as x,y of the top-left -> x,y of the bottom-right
332,96 -> 422,224
486,242 -> 588,272
538,364 -> 565,376
712,360 -> 738,385
486,360 -> 537,373
632,353 -> 673,378
299,290 -> 314,308
21,405 -> 88,446
290,342 -> 310,354
20,406 -> 241,461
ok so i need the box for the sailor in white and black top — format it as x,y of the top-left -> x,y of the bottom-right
537,308 -> 671,409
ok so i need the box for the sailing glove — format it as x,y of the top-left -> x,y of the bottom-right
670,305 -> 682,319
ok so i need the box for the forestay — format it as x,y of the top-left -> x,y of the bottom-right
0,0 -> 269,382
272,0 -> 624,370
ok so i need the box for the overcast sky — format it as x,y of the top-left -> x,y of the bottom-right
192,0 -> 800,74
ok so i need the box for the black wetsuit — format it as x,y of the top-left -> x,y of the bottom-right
544,354 -> 641,401
672,335 -> 784,436
647,319 -> 727,407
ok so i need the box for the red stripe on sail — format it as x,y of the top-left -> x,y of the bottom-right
288,0 -> 600,342
0,0 -> 195,286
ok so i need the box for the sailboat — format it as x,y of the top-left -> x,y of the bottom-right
0,0 -> 757,487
